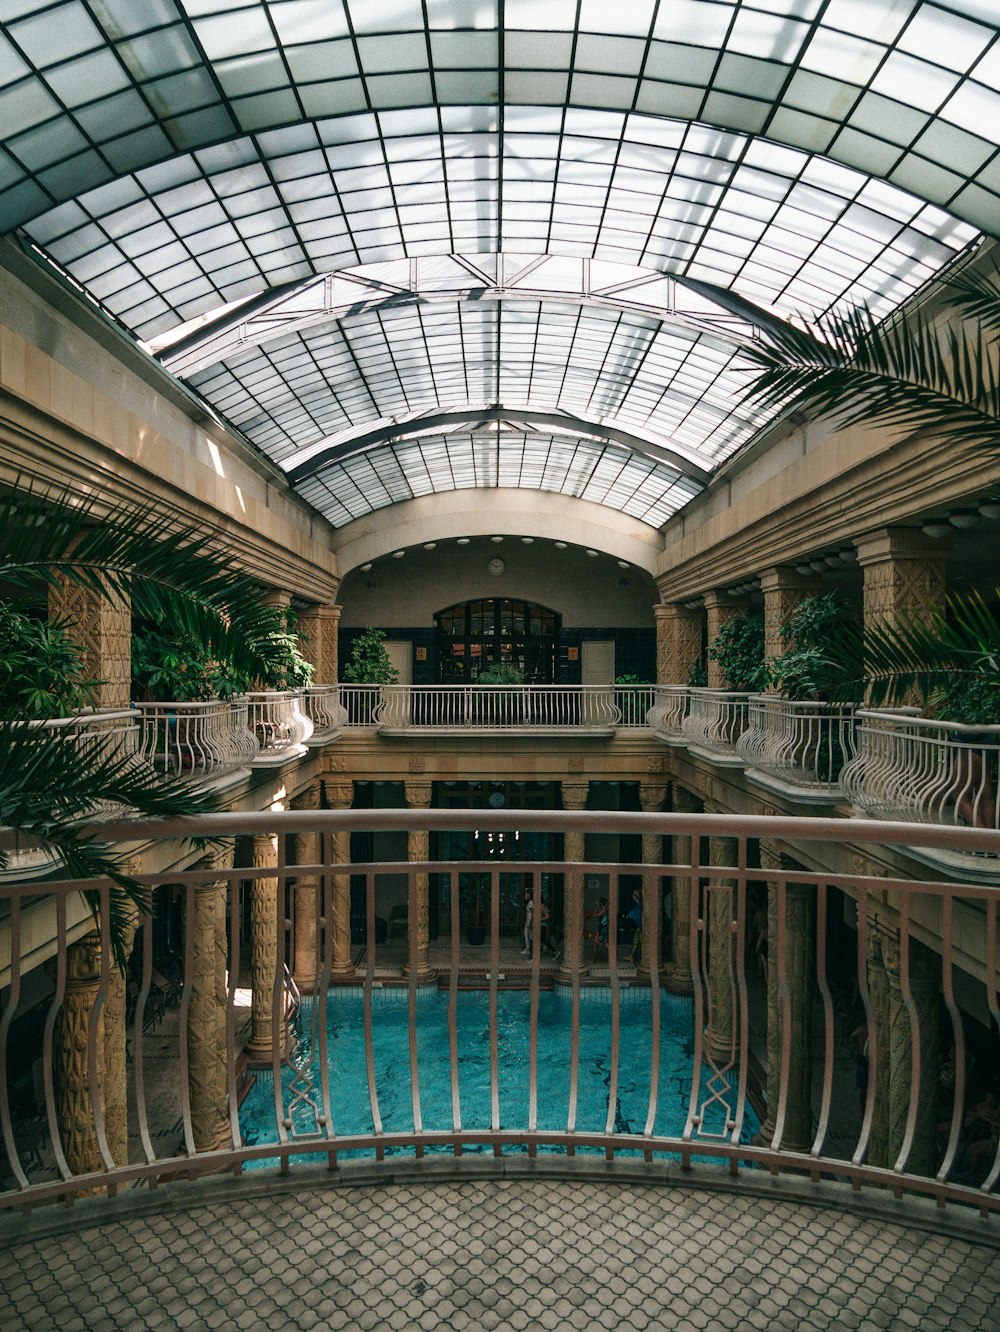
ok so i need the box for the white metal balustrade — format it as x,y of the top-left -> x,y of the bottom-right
240,691 -> 313,760
681,689 -> 752,762
374,685 -> 622,733
300,686 -> 348,742
135,700 -> 258,779
842,711 -> 1000,836
737,697 -> 857,797
647,686 -> 690,740
1,808 -> 998,1224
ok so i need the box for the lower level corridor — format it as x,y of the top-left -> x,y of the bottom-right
2,1174 -> 998,1330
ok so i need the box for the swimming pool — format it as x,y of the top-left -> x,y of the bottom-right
240,988 -> 759,1163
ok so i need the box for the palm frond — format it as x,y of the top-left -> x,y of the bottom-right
733,291 -> 1000,456
0,718 -> 216,967
0,479 -> 290,680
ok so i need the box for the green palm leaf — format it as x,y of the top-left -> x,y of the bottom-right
0,717 -> 216,967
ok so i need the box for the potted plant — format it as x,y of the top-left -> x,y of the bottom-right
0,604 -> 97,719
708,612 -> 770,692
341,627 -> 399,724
476,661 -> 524,724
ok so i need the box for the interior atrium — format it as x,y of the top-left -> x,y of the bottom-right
2,1 -> 1000,1327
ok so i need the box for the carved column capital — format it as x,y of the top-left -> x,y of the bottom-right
404,782 -> 433,809
292,782 -> 322,811
560,782 -> 589,811
325,782 -> 354,810
639,784 -> 667,813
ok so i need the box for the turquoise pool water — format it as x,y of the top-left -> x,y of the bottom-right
240,988 -> 758,1161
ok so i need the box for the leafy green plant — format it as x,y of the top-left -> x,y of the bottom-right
0,604 -> 97,718
708,613 -> 770,692
769,593 -> 854,701
688,658 -> 708,688
341,628 -> 399,684
478,662 -> 524,685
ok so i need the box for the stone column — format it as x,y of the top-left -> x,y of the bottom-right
757,846 -> 815,1152
637,783 -> 667,982
557,782 -> 590,983
54,931 -> 105,1178
244,832 -> 288,1066
48,575 -> 131,710
885,931 -> 941,1177
759,568 -> 823,675
102,895 -> 139,1168
404,781 -> 435,980
291,783 -> 323,991
298,603 -> 342,683
665,786 -> 701,995
655,602 -> 703,685
188,865 -> 230,1150
326,782 -> 356,979
855,528 -> 948,705
706,836 -> 738,1063
703,592 -> 743,689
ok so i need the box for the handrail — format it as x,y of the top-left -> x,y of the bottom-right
1,808 -> 998,1222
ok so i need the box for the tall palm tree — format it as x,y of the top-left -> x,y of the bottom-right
0,478 -> 301,961
712,257 -> 1000,710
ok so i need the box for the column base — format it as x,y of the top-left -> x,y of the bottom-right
662,964 -> 694,995
753,1120 -> 813,1156
402,965 -> 438,984
243,1029 -> 292,1067
706,1032 -> 738,1065
556,963 -> 590,984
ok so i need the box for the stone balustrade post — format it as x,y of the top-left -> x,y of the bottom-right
706,835 -> 739,1063
244,832 -> 289,1066
884,931 -> 941,1177
557,782 -> 590,983
188,856 -> 231,1151
404,781 -> 435,980
326,782 -> 356,979
102,888 -> 140,1168
54,931 -> 105,1180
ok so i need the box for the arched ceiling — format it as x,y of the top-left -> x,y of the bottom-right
0,1 -> 996,535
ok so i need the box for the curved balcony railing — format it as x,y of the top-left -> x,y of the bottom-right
613,684 -> 655,728
300,685 -> 348,742
374,685 -> 622,732
135,700 -> 258,780
737,697 -> 857,796
841,711 -> 1000,838
647,685 -> 690,740
240,691 -> 313,761
680,688 -> 752,762
2,808 -> 998,1224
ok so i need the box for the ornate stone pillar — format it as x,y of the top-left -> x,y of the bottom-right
757,846 -> 815,1152
703,592 -> 743,689
54,931 -> 105,1178
188,864 -> 230,1151
48,575 -> 131,710
706,836 -> 738,1062
404,781 -> 435,980
856,529 -> 948,704
759,568 -> 823,675
291,783 -> 323,991
665,786 -> 701,995
637,783 -> 667,982
655,602 -> 703,685
245,832 -> 288,1066
557,782 -> 590,983
885,932 -> 941,1177
102,895 -> 139,1168
297,603 -> 342,683
326,782 -> 356,979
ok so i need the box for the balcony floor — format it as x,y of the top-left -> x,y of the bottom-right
2,1171 -> 998,1330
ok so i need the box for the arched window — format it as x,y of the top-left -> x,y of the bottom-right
435,599 -> 561,683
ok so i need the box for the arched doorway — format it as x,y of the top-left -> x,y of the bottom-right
435,598 -> 561,683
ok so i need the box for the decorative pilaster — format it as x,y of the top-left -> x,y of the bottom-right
245,832 -> 288,1066
855,529 -> 948,633
557,782 -> 590,983
757,846 -> 815,1152
404,781 -> 435,980
54,932 -> 105,1178
665,786 -> 700,995
326,782 -> 355,979
48,575 -> 131,710
885,933 -> 941,1177
637,783 -> 667,982
188,866 -> 230,1151
759,568 -> 823,672
703,592 -> 743,689
655,603 -> 703,686
297,603 -> 342,683
706,836 -> 738,1062
291,783 -> 323,991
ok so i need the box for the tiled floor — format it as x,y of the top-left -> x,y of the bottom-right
2,1177 -> 999,1330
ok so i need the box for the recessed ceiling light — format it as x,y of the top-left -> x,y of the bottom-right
521,537 -> 534,544
617,560 -> 629,568
392,549 -> 405,558
360,562 -> 372,572
491,535 -> 504,543
423,542 -> 436,550
457,537 -> 470,544
921,521 -> 951,538
554,541 -> 567,549
949,512 -> 979,529
586,548 -> 598,557
979,503 -> 1000,520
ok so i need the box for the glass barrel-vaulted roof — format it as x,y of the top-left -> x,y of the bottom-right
1,1 -> 998,531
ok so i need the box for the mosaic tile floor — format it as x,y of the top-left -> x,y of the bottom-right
2,1178 -> 999,1330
